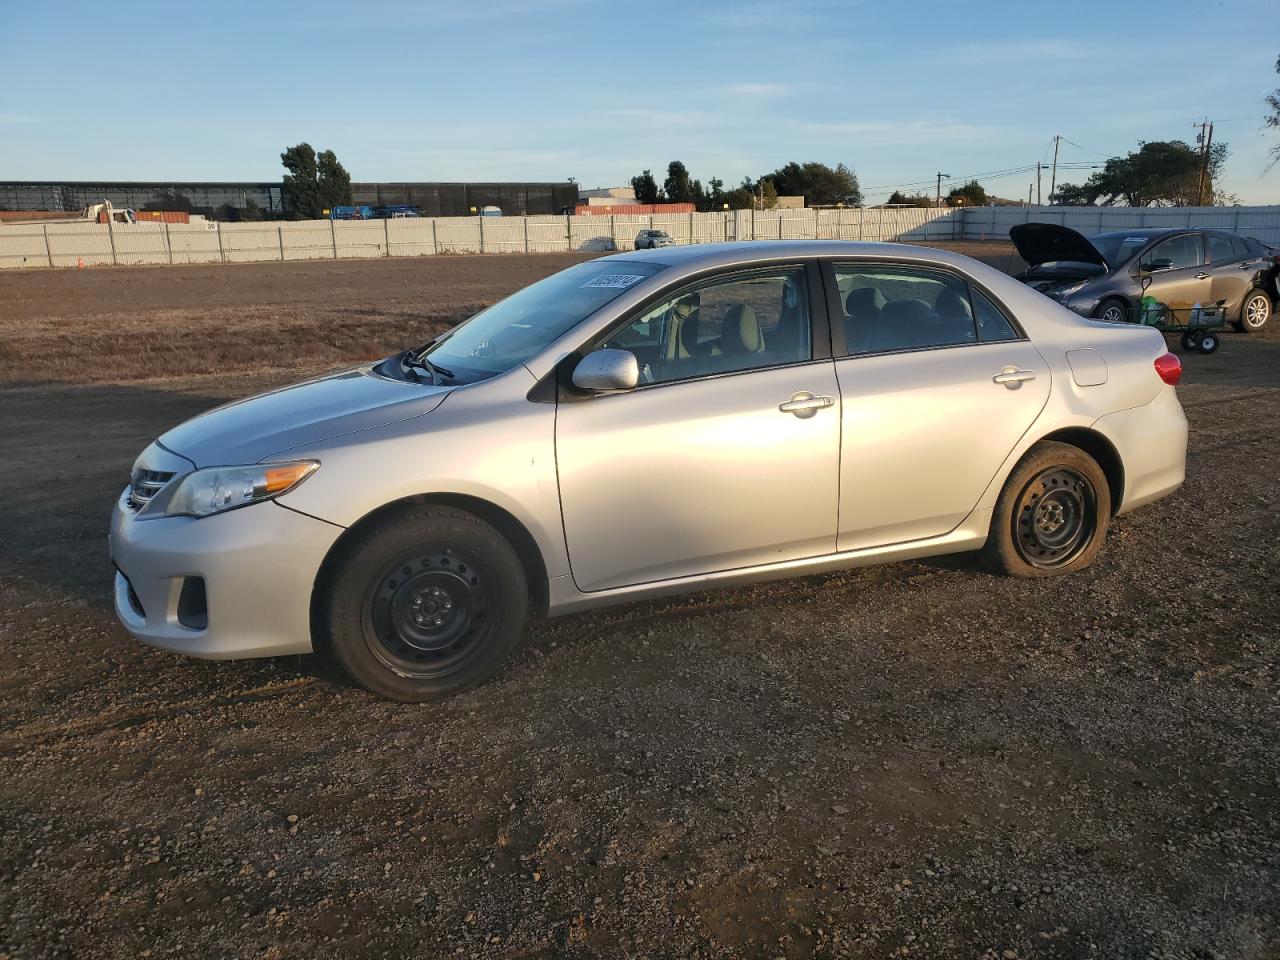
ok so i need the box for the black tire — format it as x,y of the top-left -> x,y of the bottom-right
980,441 -> 1111,578
319,506 -> 528,702
1094,298 -> 1129,324
1180,331 -> 1199,351
1198,331 -> 1220,354
1234,288 -> 1272,334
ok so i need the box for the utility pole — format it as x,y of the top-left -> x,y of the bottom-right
1049,134 -> 1061,203
1194,119 -> 1215,206
935,171 -> 950,207
1035,162 -> 1042,206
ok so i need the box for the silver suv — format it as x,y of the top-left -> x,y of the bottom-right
635,229 -> 674,249
112,242 -> 1188,700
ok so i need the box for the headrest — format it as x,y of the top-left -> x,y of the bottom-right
881,298 -> 931,324
845,286 -> 885,318
935,288 -> 972,320
720,304 -> 763,355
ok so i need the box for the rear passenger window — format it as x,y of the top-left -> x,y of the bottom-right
1207,234 -> 1235,264
971,289 -> 1019,341
835,264 -> 976,356
1230,235 -> 1251,261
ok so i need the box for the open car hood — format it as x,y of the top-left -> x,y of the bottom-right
1010,222 -> 1108,271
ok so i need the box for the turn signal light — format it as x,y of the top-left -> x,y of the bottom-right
1154,352 -> 1182,386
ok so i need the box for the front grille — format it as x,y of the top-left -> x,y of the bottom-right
128,468 -> 175,509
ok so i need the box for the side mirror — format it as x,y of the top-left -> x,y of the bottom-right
1141,257 -> 1173,272
571,348 -> 639,392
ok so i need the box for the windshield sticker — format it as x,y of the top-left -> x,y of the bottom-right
582,274 -> 646,289
1124,236 -> 1148,242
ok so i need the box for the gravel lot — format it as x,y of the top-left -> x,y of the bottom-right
1,245 -> 1277,959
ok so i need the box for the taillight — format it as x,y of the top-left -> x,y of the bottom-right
1154,352 -> 1182,386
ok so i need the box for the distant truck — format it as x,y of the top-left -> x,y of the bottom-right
328,205 -> 377,220
0,201 -> 137,226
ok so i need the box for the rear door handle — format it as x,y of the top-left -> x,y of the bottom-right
993,367 -> 1037,389
1194,272 -> 1211,280
778,392 -> 834,418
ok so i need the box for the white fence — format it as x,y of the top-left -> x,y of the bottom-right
2,205 -> 1277,270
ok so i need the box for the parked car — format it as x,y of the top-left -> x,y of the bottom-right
1010,223 -> 1275,333
635,229 -> 674,249
111,241 -> 1188,701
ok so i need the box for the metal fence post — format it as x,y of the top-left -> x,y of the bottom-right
217,223 -> 225,263
750,206 -> 755,240
565,213 -> 571,250
689,210 -> 695,245
165,222 -> 174,264
277,225 -> 285,261
383,217 -> 391,257
778,215 -> 784,240
478,214 -> 485,254
330,219 -> 338,259
431,219 -> 439,255
610,215 -> 616,249
106,214 -> 118,265
523,216 -> 529,253
42,224 -> 52,267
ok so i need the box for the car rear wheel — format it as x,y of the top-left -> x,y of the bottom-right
1095,299 -> 1128,324
980,441 -> 1111,578
319,506 -> 527,701
1232,289 -> 1271,333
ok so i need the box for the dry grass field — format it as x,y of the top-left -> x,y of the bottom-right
2,244 -> 1278,960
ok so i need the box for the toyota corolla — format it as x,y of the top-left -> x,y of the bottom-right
111,241 -> 1188,701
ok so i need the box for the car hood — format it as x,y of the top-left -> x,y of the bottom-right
1010,222 -> 1108,270
158,366 -> 451,467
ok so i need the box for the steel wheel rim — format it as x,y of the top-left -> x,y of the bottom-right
363,547 -> 490,679
1100,305 -> 1125,323
1013,467 -> 1097,569
1245,294 -> 1270,329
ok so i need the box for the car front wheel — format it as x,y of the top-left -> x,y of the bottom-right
1232,289 -> 1272,333
320,505 -> 528,701
980,441 -> 1111,578
1094,299 -> 1128,324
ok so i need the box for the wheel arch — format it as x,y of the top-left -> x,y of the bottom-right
1031,427 -> 1125,515
310,493 -> 551,646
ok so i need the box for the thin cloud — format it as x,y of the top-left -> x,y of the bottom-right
0,114 -> 37,125
719,83 -> 792,98
788,120 -> 1002,146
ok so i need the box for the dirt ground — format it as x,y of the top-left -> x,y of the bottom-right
1,244 -> 1278,960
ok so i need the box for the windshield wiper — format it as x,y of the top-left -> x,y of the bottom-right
399,349 -> 455,386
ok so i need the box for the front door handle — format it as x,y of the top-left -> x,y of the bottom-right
1194,272 -> 1211,280
778,391 -> 834,418
993,367 -> 1037,389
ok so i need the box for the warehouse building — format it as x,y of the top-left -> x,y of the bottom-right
0,180 -> 580,218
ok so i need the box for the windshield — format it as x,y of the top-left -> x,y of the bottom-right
417,260 -> 665,383
1088,232 -> 1155,268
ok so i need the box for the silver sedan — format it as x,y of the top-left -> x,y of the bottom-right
111,241 -> 1188,700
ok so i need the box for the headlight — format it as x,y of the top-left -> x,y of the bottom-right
164,461 -> 319,518
1056,280 -> 1088,299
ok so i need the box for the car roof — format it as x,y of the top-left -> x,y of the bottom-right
1088,228 -> 1181,240
601,239 -> 978,269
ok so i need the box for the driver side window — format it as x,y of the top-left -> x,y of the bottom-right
602,268 -> 812,385
1145,234 -> 1202,271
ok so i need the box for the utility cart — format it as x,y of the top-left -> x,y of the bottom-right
1130,275 -> 1228,355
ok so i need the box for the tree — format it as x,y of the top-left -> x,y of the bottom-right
697,176 -> 726,212
1049,182 -> 1094,206
281,143 -> 353,219
1266,54 -> 1280,171
760,179 -> 779,209
630,169 -> 661,204
281,143 -> 322,219
946,179 -> 987,207
317,149 -> 353,211
663,160 -> 696,205
886,190 -> 933,207
724,183 -> 756,210
1068,140 -> 1228,207
763,161 -> 862,206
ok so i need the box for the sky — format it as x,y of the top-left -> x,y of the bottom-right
2,0 -> 1278,205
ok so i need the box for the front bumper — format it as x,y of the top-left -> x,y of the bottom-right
110,493 -> 344,659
